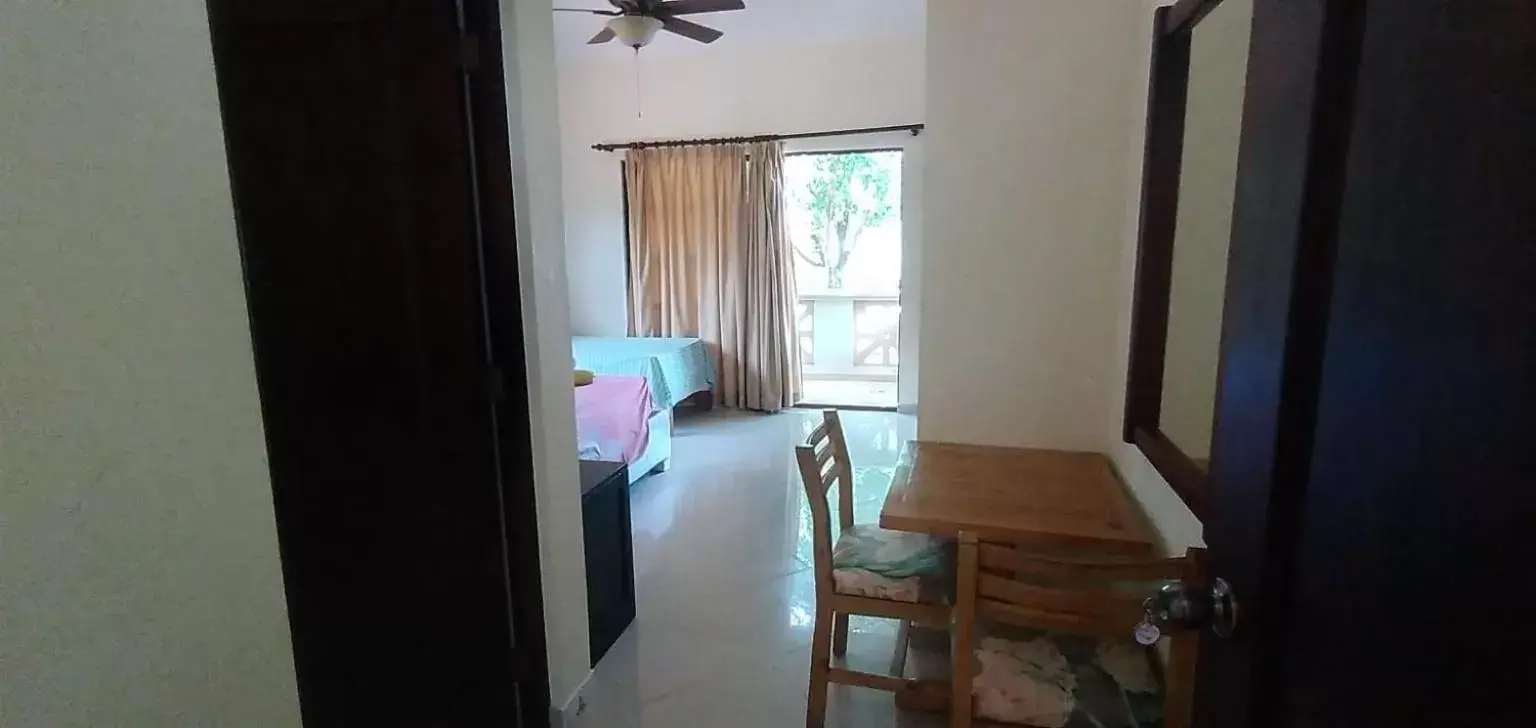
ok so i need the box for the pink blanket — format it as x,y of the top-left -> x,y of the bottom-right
574,375 -> 657,463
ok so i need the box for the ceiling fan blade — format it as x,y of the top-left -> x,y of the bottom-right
659,16 -> 724,43
586,27 -> 617,44
655,0 -> 746,15
554,8 -> 621,14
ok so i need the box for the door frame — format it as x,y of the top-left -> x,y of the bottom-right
781,144 -> 913,412
459,1 -> 554,724
205,0 -> 552,723
1192,0 -> 1366,725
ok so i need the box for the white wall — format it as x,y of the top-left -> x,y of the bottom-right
0,1 -> 301,723
897,140 -> 924,409
919,0 -> 1206,552
918,0 -> 1143,452
499,0 -> 592,711
556,35 -> 926,341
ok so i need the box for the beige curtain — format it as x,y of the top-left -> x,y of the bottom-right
735,141 -> 801,410
624,142 -> 800,411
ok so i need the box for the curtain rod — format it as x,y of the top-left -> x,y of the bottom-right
592,123 -> 924,152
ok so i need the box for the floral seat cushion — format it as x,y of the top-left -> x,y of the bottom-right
971,624 -> 1164,728
831,525 -> 954,603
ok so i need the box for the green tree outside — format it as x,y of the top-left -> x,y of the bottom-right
790,153 -> 896,290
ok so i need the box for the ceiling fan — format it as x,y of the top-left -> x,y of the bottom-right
554,0 -> 746,48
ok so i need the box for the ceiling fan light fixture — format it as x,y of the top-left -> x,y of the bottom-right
607,15 -> 663,48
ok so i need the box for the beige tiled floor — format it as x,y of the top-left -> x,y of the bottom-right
569,409 -> 945,728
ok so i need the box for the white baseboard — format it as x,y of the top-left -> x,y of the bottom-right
551,668 -> 595,728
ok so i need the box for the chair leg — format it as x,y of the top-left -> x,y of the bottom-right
950,629 -> 973,728
832,612 -> 849,657
806,606 -> 834,728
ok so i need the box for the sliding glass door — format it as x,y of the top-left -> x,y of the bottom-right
786,150 -> 903,409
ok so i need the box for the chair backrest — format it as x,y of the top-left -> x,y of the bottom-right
795,409 -> 854,591
963,538 -> 1198,638
955,532 -> 1207,728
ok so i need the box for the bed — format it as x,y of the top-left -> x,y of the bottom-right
574,374 -> 671,485
571,336 -> 715,410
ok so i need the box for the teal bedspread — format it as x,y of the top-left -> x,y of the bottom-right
571,337 -> 716,409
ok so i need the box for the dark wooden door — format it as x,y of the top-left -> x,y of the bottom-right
208,0 -> 545,724
1197,1 -> 1536,725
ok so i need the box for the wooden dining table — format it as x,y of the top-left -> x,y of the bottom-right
878,440 -> 1158,715
879,440 -> 1156,557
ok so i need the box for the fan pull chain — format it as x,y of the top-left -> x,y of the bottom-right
633,46 -> 644,119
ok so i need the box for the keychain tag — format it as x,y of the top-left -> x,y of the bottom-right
1136,595 -> 1164,645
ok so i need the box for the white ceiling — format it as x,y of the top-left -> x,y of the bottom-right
551,0 -> 925,59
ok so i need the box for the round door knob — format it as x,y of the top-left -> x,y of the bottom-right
1144,577 -> 1238,638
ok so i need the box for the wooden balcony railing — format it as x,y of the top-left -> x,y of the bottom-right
853,300 -> 900,367
796,293 -> 899,379
796,301 -> 815,365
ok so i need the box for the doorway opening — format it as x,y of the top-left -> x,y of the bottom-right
787,149 -> 904,409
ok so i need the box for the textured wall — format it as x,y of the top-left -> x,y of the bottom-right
0,0 -> 300,722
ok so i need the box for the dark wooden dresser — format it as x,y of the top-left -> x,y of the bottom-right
579,460 -> 635,667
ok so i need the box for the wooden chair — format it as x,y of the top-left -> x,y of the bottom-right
950,533 -> 1205,728
797,409 -> 955,728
